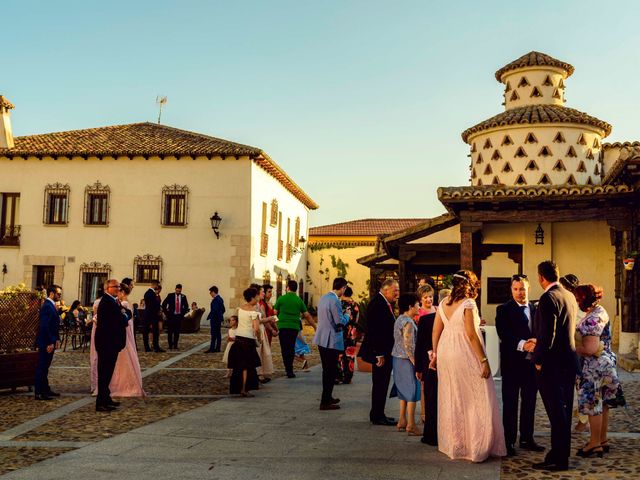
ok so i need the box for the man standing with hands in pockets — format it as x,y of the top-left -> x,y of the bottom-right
496,274 -> 544,457
34,284 -> 63,401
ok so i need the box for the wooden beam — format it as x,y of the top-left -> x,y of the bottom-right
463,207 -> 630,224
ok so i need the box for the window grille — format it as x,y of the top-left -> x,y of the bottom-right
161,184 -> 188,226
43,183 -> 70,225
84,181 -> 110,226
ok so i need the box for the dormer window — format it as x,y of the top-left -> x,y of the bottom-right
501,162 -> 513,173
538,146 -> 552,157
501,135 -> 514,146
525,160 -> 539,171
514,147 -> 528,158
553,132 -> 566,143
553,159 -> 567,171
538,174 -> 552,185
566,146 -> 577,158
483,138 -> 493,149
525,132 -> 538,144
515,174 -> 527,185
483,164 -> 493,175
542,75 -> 554,87
518,76 -> 530,88
530,87 -> 543,98
491,150 -> 502,160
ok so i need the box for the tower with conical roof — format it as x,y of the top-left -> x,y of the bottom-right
462,52 -> 611,187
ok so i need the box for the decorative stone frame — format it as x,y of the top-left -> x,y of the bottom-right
161,184 -> 189,227
269,199 -> 278,227
133,254 -> 163,284
83,181 -> 110,226
43,183 -> 70,225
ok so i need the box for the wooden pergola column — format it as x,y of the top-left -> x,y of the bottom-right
460,219 -> 482,272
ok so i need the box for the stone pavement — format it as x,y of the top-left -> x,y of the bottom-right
1,368 -> 501,480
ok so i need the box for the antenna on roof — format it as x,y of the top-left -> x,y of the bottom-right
155,95 -> 168,124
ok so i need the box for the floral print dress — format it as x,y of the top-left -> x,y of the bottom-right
577,306 -> 624,416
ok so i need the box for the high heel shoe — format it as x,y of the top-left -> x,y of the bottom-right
396,423 -> 408,432
600,439 -> 610,453
406,426 -> 422,436
576,445 -> 604,458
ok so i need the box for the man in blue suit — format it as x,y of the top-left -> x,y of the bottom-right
34,284 -> 62,400
206,286 -> 225,352
313,277 -> 350,411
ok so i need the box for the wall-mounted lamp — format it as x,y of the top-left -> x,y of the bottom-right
292,236 -> 307,255
535,223 -> 545,245
210,212 -> 222,239
1,263 -> 7,275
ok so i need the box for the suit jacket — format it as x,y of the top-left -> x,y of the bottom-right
144,288 -> 161,322
207,295 -> 225,323
36,299 -> 61,347
358,293 -> 396,362
495,299 -> 536,377
313,292 -> 350,350
162,292 -> 189,316
531,284 -> 579,372
95,294 -> 130,354
414,313 -> 436,376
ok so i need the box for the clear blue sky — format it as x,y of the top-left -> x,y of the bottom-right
3,0 -> 640,226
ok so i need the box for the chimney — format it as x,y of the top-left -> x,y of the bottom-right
0,95 -> 15,149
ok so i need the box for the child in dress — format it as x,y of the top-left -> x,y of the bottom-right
222,315 -> 238,378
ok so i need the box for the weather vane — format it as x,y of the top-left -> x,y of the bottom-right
156,95 -> 168,124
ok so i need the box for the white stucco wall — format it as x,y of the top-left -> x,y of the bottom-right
0,154 -> 254,311
249,162 -> 309,295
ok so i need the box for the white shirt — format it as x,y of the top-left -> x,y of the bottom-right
516,301 -> 532,352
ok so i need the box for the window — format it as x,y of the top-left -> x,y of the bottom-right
501,162 -> 513,173
552,89 -> 562,99
514,147 -> 527,158
286,217 -> 292,262
515,174 -> 527,185
525,160 -> 539,171
0,193 -> 20,246
518,76 -> 530,87
483,164 -> 493,175
566,174 -> 577,185
530,86 -> 542,98
566,146 -> 577,158
78,262 -> 111,305
538,174 -> 552,185
483,138 -> 492,149
134,254 -> 163,284
260,202 -> 268,256
538,146 -> 552,157
510,91 -> 519,101
491,150 -> 502,160
553,159 -> 567,171
501,135 -> 513,146
577,134 -> 587,145
475,153 -> 483,164
525,133 -> 538,144
277,212 -> 283,260
577,161 -> 587,173
491,176 -> 501,185
84,181 -> 110,226
43,183 -> 70,225
553,132 -> 566,143
33,265 -> 55,290
542,75 -> 554,87
269,200 -> 278,226
161,184 -> 188,226
294,217 -> 301,247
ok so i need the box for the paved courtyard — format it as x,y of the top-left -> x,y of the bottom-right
0,329 -> 638,479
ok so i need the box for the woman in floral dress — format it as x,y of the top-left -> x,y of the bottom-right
574,284 -> 625,457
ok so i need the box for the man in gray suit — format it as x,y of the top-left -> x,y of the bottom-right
313,277 -> 350,411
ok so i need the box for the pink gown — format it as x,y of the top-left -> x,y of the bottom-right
437,298 -> 506,462
90,299 -> 145,397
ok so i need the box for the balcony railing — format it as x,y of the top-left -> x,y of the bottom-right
0,225 -> 21,246
260,233 -> 269,257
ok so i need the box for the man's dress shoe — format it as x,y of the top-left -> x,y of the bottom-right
506,444 -> 516,456
520,440 -> 545,452
371,417 -> 396,426
46,390 -> 61,397
319,404 -> 340,411
96,405 -> 117,412
34,394 -> 53,401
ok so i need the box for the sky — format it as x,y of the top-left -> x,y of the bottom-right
3,0 -> 640,227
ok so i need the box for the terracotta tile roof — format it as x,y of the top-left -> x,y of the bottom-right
602,145 -> 640,185
603,141 -> 640,150
0,122 -> 318,209
0,122 -> 262,157
495,51 -> 574,82
310,218 -> 426,237
438,184 -> 632,203
461,104 -> 612,143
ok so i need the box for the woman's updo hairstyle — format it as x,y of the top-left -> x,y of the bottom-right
119,283 -> 131,295
574,284 -> 603,312
446,270 -> 480,306
243,287 -> 259,303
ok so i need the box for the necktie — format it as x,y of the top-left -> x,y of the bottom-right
175,295 -> 180,314
522,305 -> 531,330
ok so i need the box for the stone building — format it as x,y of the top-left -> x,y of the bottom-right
307,218 -> 424,305
0,98 -> 317,311
359,52 -> 640,367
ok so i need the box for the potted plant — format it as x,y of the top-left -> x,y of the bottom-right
623,251 -> 638,271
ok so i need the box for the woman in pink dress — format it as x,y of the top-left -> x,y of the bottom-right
90,290 -> 102,395
430,270 -> 505,462
109,281 -> 145,397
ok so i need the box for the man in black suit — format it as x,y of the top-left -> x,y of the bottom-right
531,261 -> 579,471
496,274 -> 544,456
358,278 -> 399,425
143,280 -> 164,352
415,311 -> 438,445
162,284 -> 189,350
95,279 -> 131,412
